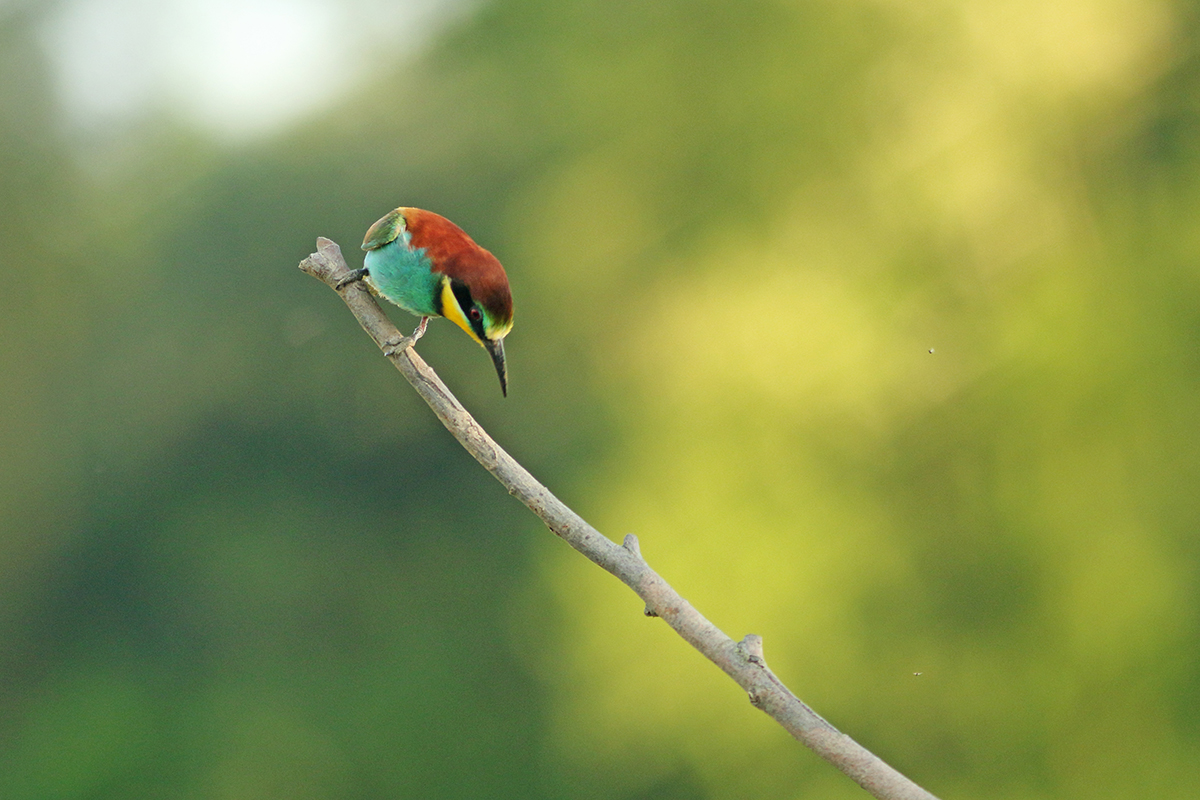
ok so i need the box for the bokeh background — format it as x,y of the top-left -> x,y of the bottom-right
2,0 -> 1199,797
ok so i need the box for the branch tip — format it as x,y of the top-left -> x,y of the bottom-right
299,239 -> 350,286
316,237 -> 343,260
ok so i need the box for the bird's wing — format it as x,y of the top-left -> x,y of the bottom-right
361,208 -> 406,251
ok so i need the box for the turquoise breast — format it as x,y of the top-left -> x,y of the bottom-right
364,240 -> 441,318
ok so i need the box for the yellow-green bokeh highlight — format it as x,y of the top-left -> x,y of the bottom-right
511,1 -> 1199,797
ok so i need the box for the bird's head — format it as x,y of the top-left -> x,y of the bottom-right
438,274 -> 513,396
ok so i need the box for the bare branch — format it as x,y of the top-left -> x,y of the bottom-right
299,238 -> 940,800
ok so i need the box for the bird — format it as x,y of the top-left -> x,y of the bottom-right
337,207 -> 514,395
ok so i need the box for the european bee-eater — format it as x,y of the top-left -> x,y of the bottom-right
338,207 -> 514,395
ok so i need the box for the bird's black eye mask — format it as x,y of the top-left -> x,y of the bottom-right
451,279 -> 488,340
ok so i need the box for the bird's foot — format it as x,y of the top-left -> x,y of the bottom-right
335,268 -> 368,290
382,335 -> 416,357
382,317 -> 429,357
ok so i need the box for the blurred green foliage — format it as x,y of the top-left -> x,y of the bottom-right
2,0 -> 1200,797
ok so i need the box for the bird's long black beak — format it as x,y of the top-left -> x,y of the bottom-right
485,337 -> 508,396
